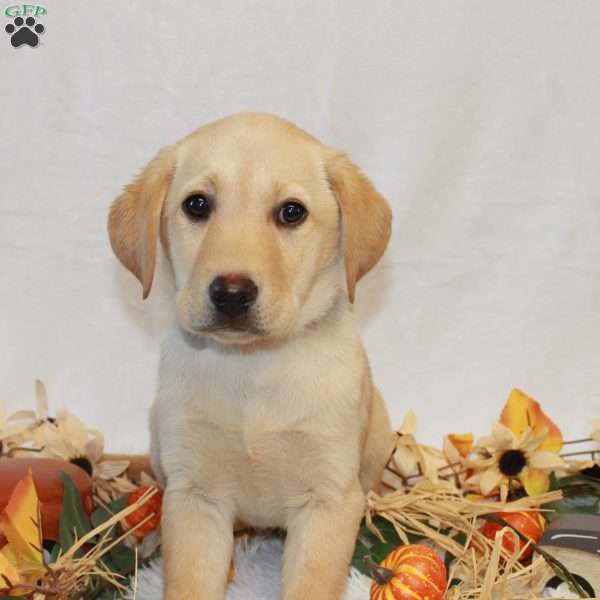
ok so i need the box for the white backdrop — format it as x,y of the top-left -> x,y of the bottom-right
1,1 -> 599,453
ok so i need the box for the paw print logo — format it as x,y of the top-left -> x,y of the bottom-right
5,16 -> 45,48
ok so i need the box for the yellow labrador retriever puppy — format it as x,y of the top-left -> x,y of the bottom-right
108,113 -> 394,600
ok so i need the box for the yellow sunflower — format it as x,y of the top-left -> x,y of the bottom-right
34,407 -> 136,502
467,422 -> 564,499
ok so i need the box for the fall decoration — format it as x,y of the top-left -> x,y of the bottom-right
0,458 -> 93,541
480,510 -> 545,560
2,381 -> 599,599
466,423 -> 565,499
445,433 -> 474,460
356,389 -> 600,598
500,389 -> 563,453
0,468 -> 45,597
461,388 -> 566,499
125,484 -> 163,538
0,467 -> 164,599
386,411 -> 447,485
358,483 -> 563,599
369,544 -> 447,600
0,380 -> 137,503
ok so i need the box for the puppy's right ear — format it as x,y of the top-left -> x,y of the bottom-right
108,146 -> 176,299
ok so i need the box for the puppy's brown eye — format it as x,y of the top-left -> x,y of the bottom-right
182,194 -> 212,221
277,201 -> 307,226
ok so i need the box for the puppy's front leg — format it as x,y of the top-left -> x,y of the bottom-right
282,482 -> 365,600
162,486 -> 233,600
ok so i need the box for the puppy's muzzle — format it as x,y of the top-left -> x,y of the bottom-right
209,274 -> 258,319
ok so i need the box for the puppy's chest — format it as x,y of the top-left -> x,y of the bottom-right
162,366 -> 355,525
165,353 -> 344,454
156,334 -> 364,516
159,329 -> 362,436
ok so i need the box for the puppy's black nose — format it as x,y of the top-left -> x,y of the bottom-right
209,275 -> 258,317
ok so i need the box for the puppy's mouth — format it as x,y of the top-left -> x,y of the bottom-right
197,320 -> 266,345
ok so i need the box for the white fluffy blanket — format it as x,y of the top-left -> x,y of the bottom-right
127,535 -> 572,600
127,535 -> 371,600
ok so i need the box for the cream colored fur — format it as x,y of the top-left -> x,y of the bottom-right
108,113 -> 394,600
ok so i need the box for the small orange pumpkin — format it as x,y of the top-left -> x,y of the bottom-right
370,544 -> 447,600
124,485 -> 163,538
0,458 -> 93,542
480,510 -> 544,560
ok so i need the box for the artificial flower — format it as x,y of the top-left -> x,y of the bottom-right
467,422 -> 564,499
391,410 -> 419,478
444,433 -> 474,461
5,381 -> 136,502
34,409 -> 135,502
389,411 -> 447,483
500,388 -> 562,453
0,380 -> 51,452
0,402 -> 32,451
7,379 -> 49,425
441,433 -> 474,485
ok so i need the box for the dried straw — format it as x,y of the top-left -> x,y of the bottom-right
366,482 -> 565,599
38,487 -> 159,599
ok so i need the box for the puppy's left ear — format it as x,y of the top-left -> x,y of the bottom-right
325,152 -> 392,303
108,146 -> 176,299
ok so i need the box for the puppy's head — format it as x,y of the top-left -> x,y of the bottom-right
108,113 -> 391,345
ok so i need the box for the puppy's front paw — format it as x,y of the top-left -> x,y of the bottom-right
162,487 -> 234,600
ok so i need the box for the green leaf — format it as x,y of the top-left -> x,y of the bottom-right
356,515 -> 420,547
109,542 -> 136,574
94,592 -> 118,600
82,575 -> 110,600
59,471 -> 92,555
369,540 -> 400,563
91,496 -> 127,529
544,472 -> 600,521
451,531 -> 468,547
544,493 -> 600,521
352,540 -> 406,577
551,474 -> 600,492
90,495 -> 128,541
352,515 -> 425,575
548,471 -> 560,491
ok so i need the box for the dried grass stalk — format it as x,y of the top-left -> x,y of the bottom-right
366,482 -> 563,599
40,487 -> 159,598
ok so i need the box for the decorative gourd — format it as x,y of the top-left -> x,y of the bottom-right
369,544 -> 447,600
0,458 -> 92,541
480,510 -> 544,560
124,485 -> 163,538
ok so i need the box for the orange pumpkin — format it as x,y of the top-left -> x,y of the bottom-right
0,458 -> 93,541
124,485 -> 163,538
480,510 -> 545,560
370,544 -> 447,600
